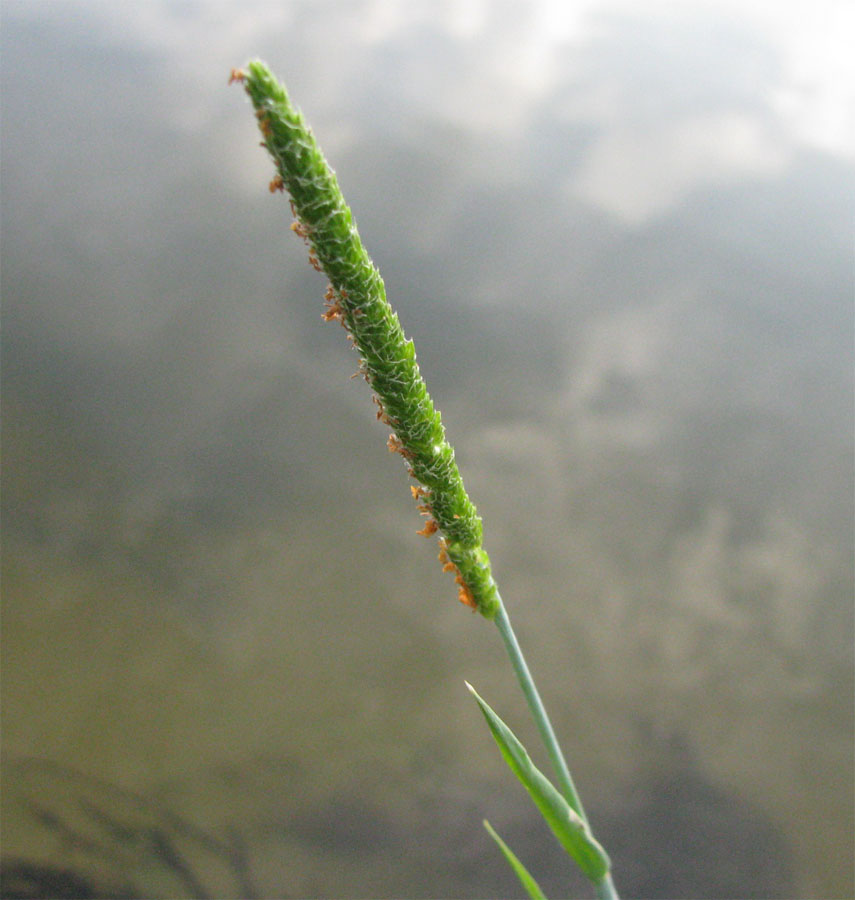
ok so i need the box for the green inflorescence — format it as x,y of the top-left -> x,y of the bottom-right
235,60 -> 499,618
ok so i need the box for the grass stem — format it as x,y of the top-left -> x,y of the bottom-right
493,596 -> 587,821
494,596 -> 619,899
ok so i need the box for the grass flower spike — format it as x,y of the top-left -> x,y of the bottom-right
233,61 -> 618,899
236,61 -> 498,618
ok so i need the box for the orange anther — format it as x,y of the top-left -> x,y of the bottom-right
456,578 -> 477,609
291,220 -> 309,240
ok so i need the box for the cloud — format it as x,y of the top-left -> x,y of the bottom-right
568,111 -> 789,224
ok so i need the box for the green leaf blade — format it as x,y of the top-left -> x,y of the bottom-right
467,682 -> 610,883
483,819 -> 547,900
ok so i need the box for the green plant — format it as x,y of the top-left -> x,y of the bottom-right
232,60 -> 618,900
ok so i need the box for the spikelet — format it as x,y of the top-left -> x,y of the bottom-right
234,60 -> 499,618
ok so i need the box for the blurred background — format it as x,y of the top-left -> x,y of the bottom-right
1,1 -> 852,897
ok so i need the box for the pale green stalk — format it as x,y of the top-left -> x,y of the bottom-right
233,59 -> 618,899
494,596 -> 618,900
